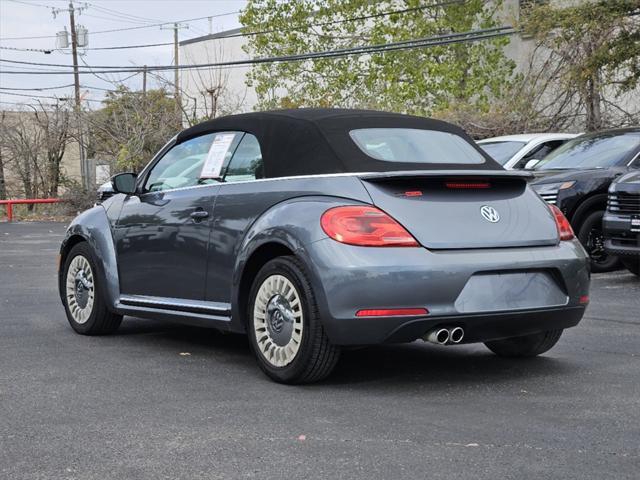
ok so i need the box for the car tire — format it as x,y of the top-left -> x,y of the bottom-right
247,256 -> 340,384
576,210 -> 620,273
621,258 -> 640,277
62,242 -> 122,335
484,329 -> 563,358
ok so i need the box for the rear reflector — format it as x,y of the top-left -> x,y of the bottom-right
579,295 -> 589,305
549,204 -> 575,241
445,181 -> 491,189
404,191 -> 423,197
321,205 -> 419,247
356,308 -> 429,317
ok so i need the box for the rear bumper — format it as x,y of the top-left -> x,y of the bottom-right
603,213 -> 640,257
303,239 -> 590,345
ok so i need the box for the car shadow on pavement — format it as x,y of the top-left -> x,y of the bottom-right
114,317 -> 579,388
326,343 -> 577,389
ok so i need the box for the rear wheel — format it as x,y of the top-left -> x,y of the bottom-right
621,257 -> 640,277
577,210 -> 620,273
484,329 -> 563,358
247,256 -> 340,384
62,242 -> 122,335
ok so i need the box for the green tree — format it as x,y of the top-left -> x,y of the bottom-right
523,0 -> 640,131
240,0 -> 516,116
88,86 -> 179,173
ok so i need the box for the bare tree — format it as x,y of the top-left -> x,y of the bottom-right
33,101 -> 72,196
0,111 -> 7,200
0,102 -> 73,199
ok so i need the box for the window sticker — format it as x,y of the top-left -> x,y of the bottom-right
200,133 -> 236,178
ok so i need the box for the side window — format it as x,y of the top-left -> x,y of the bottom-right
224,134 -> 264,183
144,133 -> 217,192
516,140 -> 565,169
144,132 -> 243,192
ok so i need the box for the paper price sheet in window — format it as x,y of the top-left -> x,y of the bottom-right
200,133 -> 236,179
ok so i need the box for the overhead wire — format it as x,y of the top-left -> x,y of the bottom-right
0,26 -> 518,75
0,10 -> 241,40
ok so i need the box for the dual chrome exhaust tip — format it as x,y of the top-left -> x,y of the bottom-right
424,326 -> 464,345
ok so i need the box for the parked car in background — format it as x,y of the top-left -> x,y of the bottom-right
530,128 -> 640,272
478,133 -> 579,170
603,171 -> 640,277
96,181 -> 114,203
58,109 -> 590,384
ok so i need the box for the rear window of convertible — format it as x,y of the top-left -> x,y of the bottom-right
349,128 -> 485,164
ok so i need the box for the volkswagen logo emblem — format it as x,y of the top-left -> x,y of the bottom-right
480,205 -> 500,223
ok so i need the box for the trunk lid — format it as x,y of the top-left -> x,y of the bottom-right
358,170 -> 559,249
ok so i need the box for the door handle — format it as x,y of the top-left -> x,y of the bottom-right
190,210 -> 209,221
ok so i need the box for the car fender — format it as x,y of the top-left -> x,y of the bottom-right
230,195 -> 364,333
59,205 -> 120,311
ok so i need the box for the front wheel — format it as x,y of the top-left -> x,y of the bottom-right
484,330 -> 563,358
577,210 -> 620,273
247,256 -> 340,384
62,242 -> 122,335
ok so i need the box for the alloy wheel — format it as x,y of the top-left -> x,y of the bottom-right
253,274 -> 304,367
65,255 -> 95,324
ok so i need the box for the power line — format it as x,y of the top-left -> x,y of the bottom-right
0,90 -> 104,103
0,83 -> 76,91
0,10 -> 241,40
4,0 -> 55,9
1,0 -> 464,49
0,84 -> 116,92
0,26 -> 518,75
84,1 -> 167,25
203,0 -> 466,42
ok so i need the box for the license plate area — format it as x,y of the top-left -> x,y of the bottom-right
454,270 -> 568,314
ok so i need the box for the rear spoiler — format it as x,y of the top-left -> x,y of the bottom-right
358,170 -> 534,181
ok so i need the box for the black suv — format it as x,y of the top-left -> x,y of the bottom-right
530,128 -> 640,272
603,171 -> 640,276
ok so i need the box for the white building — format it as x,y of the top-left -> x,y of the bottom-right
179,1 -> 636,122
179,28 -> 258,120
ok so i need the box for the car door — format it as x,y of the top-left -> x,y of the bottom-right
114,132 -> 241,301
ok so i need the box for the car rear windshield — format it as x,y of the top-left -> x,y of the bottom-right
479,141 -> 526,165
536,132 -> 640,170
349,128 -> 485,164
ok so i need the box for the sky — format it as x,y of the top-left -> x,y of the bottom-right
0,0 -> 248,109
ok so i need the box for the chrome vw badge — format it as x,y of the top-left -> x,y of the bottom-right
480,205 -> 500,223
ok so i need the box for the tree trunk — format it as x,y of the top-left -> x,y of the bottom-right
0,150 -> 6,200
585,73 -> 603,132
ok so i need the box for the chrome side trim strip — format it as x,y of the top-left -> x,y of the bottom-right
119,294 -> 231,315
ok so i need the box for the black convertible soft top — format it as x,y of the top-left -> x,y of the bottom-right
177,108 -> 501,178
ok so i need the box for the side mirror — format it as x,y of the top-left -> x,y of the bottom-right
111,172 -> 137,194
524,159 -> 541,170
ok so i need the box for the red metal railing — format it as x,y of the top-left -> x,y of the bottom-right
0,198 -> 60,222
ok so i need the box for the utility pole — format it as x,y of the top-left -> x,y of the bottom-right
161,22 -> 188,124
68,2 -> 87,190
53,1 -> 90,190
142,65 -> 148,100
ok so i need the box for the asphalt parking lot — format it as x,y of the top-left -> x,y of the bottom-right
1,221 -> 639,480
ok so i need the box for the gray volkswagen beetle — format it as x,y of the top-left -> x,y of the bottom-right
59,109 -> 590,383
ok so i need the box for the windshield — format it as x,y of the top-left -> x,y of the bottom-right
536,132 -> 640,170
479,141 -> 526,165
350,128 -> 485,164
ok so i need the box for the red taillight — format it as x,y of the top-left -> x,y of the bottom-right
321,206 -> 418,247
356,308 -> 429,317
579,295 -> 590,305
549,204 -> 574,241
